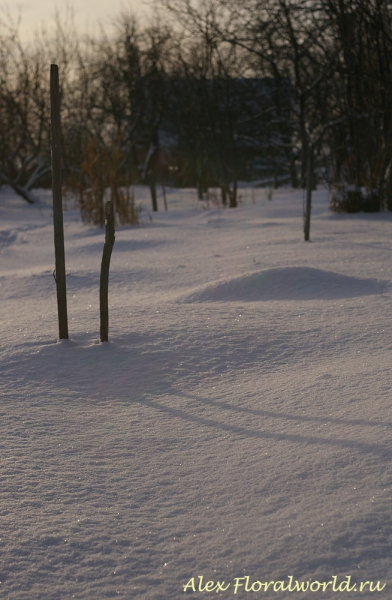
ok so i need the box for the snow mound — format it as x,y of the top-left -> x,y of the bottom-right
0,229 -> 17,247
180,266 -> 384,302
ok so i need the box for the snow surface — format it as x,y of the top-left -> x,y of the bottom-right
1,185 -> 391,599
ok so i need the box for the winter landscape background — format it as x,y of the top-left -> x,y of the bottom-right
1,184 -> 391,598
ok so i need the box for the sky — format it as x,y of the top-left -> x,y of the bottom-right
4,0 -> 155,43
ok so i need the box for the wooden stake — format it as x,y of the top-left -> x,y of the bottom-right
100,201 -> 115,342
50,63 -> 68,339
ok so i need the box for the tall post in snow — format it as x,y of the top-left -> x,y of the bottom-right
50,63 -> 68,339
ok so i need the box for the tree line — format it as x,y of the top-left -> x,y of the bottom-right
0,0 -> 391,221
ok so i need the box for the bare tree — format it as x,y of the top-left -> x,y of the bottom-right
162,0 -> 261,207
0,14 -> 51,203
321,0 -> 392,211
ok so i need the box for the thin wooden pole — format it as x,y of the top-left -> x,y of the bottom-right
50,63 -> 68,339
304,143 -> 313,242
100,201 -> 115,342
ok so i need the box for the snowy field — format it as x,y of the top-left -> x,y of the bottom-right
1,184 -> 391,599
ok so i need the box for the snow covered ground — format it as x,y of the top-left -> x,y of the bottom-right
1,184 -> 391,599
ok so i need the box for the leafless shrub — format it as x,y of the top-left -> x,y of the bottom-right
64,137 -> 141,226
329,184 -> 382,213
202,188 -> 222,209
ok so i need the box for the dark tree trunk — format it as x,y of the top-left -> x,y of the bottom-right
197,180 -> 203,199
221,183 -> 228,206
290,153 -> 299,188
229,179 -> 238,208
304,144 -> 314,241
100,201 -> 115,342
149,177 -> 158,212
162,184 -> 168,211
